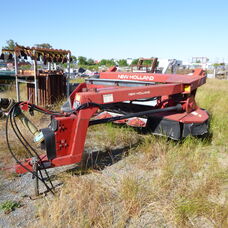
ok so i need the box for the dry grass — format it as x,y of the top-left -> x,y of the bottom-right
70,78 -> 85,84
196,79 -> 228,146
1,79 -> 228,227
0,84 -> 26,168
85,124 -> 140,151
37,176 -> 117,228
136,137 -> 228,227
32,78 -> 228,228
0,84 -> 52,171
0,112 -> 47,180
0,84 -> 27,101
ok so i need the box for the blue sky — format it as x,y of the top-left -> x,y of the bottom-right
1,0 -> 227,62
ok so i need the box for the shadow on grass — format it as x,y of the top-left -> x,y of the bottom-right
66,143 -> 140,176
65,120 -> 213,176
37,143 -> 140,195
39,120 -> 213,194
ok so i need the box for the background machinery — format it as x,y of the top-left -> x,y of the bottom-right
131,57 -> 182,74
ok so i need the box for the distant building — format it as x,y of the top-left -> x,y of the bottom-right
181,57 -> 213,70
192,57 -> 209,64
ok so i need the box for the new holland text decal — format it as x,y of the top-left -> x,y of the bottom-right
118,74 -> 154,81
128,91 -> 150,96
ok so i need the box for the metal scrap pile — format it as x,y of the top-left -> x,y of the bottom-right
0,44 -> 72,65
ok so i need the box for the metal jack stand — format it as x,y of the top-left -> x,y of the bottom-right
32,157 -> 39,196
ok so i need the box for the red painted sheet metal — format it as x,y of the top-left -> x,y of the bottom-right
127,117 -> 147,127
180,108 -> 209,123
75,83 -> 183,106
99,72 -> 207,89
147,108 -> 208,124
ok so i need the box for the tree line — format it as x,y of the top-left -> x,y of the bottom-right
1,39 -> 142,67
77,56 -> 129,67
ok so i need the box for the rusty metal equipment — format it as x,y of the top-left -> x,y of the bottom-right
0,44 -> 72,106
26,70 -> 66,106
132,58 -> 159,73
1,68 -> 209,194
215,70 -> 228,80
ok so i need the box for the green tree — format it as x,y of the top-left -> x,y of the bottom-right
213,63 -> 225,68
99,59 -> 107,66
2,39 -> 16,50
117,59 -> 128,67
87,58 -> 95,65
142,59 -> 153,65
71,55 -> 77,63
78,56 -> 88,65
131,58 -> 139,65
99,59 -> 116,67
107,59 -> 116,66
34,43 -> 53,49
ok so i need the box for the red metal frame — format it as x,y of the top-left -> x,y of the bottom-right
15,69 -> 208,174
100,68 -> 206,92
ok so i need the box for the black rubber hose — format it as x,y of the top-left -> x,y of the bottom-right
11,107 -> 54,190
6,103 -> 54,194
89,104 -> 183,126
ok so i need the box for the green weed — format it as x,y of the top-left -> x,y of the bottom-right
0,200 -> 21,214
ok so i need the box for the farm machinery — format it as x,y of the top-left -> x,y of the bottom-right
1,68 -> 209,194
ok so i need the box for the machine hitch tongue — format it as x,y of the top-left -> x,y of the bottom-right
31,157 -> 39,196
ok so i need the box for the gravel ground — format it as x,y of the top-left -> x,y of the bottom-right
0,162 -> 83,228
0,141 -> 138,228
0,109 -> 140,227
0,173 -> 41,228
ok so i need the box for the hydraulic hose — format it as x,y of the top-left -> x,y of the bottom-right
89,104 -> 183,126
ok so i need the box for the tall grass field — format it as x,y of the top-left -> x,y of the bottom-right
1,79 -> 228,227
33,79 -> 228,228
